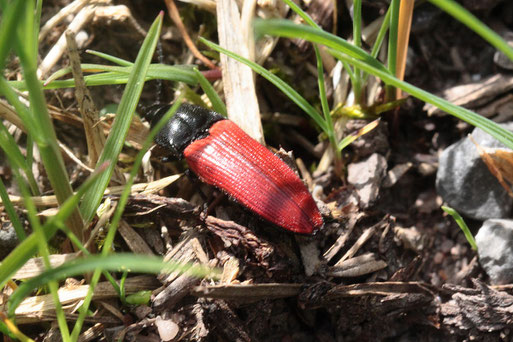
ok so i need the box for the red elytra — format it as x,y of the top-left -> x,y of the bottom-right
183,119 -> 323,234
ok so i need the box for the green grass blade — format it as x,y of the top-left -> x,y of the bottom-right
282,0 -> 320,29
80,14 -> 164,223
193,68 -> 227,116
86,49 -> 134,66
442,206 -> 478,251
11,64 -> 198,91
0,163 -> 108,290
254,19 -> 513,149
0,178 -> 26,240
329,49 -> 513,149
15,0 -> 84,240
0,0 -> 25,71
0,120 -> 39,195
386,0 -> 400,99
7,253 -> 217,316
430,0 -> 513,61
71,99 -> 184,339
200,38 -> 327,133
254,19 -> 390,75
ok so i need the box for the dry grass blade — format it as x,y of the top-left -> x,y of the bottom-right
65,31 -> 106,168
14,276 -> 160,324
0,175 -> 180,207
395,0 -> 414,99
164,0 -> 217,70
216,0 -> 263,143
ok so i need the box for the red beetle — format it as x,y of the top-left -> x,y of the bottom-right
148,103 -> 323,234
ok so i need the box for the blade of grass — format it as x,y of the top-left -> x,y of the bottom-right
429,0 -> 513,62
10,64 -> 198,91
200,38 -> 327,133
386,0 -> 400,101
352,0 -> 363,101
0,120 -> 40,195
193,68 -> 227,116
0,178 -> 26,240
86,49 -> 133,66
0,163 -> 109,290
7,253 -> 217,316
71,99 -> 184,339
282,0 -> 358,103
15,0 -> 84,241
254,19 -> 390,75
442,205 -> 478,251
329,49 -> 513,149
0,0 -> 25,71
254,19 -> 513,150
338,118 -> 380,151
80,13 -> 164,223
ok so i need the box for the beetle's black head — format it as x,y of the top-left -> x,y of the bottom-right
146,103 -> 225,159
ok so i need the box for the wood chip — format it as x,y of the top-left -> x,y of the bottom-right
118,219 -> 154,255
424,74 -> 513,116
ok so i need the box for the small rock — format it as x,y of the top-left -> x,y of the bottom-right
476,219 -> 513,285
155,316 -> 179,341
347,153 -> 387,209
436,124 -> 513,220
494,32 -> 513,70
0,222 -> 18,259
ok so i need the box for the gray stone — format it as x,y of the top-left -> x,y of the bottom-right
347,153 -> 387,208
436,124 -> 513,220
476,219 -> 513,284
0,222 -> 18,259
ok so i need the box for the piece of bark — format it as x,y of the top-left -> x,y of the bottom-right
300,281 -> 436,309
118,219 -> 154,255
441,279 -> 513,333
202,299 -> 253,342
191,283 -> 302,301
153,232 -> 210,311
204,216 -> 274,266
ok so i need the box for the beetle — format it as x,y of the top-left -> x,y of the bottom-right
147,103 -> 323,234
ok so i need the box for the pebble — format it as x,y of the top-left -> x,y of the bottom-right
476,219 -> 513,284
436,124 -> 513,219
347,153 -> 387,209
